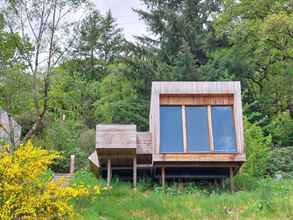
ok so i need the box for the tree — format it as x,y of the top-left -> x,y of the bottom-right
1,0 -> 87,142
135,0 -> 221,81
0,14 -> 34,149
200,0 -> 293,119
74,10 -> 126,80
94,64 -> 148,130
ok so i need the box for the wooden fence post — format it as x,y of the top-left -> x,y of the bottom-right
69,154 -> 75,174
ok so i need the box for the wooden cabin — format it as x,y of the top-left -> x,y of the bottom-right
89,81 -> 245,190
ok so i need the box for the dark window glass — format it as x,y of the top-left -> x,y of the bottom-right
186,106 -> 209,152
211,106 -> 237,152
160,106 -> 184,152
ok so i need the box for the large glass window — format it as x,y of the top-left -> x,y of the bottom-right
186,106 -> 209,152
160,105 -> 237,153
211,106 -> 237,152
160,106 -> 184,152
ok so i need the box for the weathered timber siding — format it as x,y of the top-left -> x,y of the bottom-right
150,81 -> 245,162
96,124 -> 137,149
136,132 -> 152,154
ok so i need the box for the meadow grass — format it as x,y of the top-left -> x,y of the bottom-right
71,170 -> 293,220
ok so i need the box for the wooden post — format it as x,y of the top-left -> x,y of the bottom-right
107,159 -> 112,187
133,157 -> 137,189
161,167 -> 165,188
69,154 -> 75,174
207,105 -> 214,152
229,167 -> 235,193
182,105 -> 188,152
221,178 -> 225,189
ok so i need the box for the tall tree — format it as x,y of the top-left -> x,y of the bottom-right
200,0 -> 293,119
135,0 -> 220,80
0,14 -> 33,149
73,10 -> 126,80
94,64 -> 148,130
1,0 -> 87,142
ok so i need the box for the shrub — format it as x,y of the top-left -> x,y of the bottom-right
0,141 -> 95,219
240,118 -> 271,177
265,111 -> 293,147
234,175 -> 259,191
267,146 -> 293,178
33,120 -> 90,172
78,128 -> 95,154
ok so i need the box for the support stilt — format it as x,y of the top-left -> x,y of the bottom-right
229,167 -> 235,193
221,178 -> 225,189
161,167 -> 165,189
133,157 -> 137,189
107,159 -> 112,187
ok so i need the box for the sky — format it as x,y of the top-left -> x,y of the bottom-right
94,0 -> 149,42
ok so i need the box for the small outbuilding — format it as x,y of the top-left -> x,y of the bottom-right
89,81 -> 245,190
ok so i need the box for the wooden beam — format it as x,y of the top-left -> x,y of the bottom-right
107,159 -> 112,187
153,161 -> 242,168
182,105 -> 188,152
207,105 -> 214,152
133,157 -> 137,188
161,167 -> 165,188
155,175 -> 227,179
229,167 -> 235,193
153,153 -> 246,162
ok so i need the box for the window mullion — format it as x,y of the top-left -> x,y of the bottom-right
182,105 -> 188,153
208,105 -> 215,152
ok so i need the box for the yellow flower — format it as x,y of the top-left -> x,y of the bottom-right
0,140 -> 97,219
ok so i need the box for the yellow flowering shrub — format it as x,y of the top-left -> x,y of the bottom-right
0,140 -> 98,220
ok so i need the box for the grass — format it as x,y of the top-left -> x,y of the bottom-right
71,170 -> 293,220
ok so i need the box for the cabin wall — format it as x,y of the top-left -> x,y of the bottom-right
149,81 -> 245,163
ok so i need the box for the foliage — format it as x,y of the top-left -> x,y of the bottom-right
0,140 -> 94,219
71,170 -> 293,220
0,0 -> 293,199
234,175 -> 260,191
267,146 -> 293,178
33,119 -> 91,172
202,0 -> 293,117
74,9 -> 126,80
240,118 -> 271,177
264,111 -> 293,147
78,128 -> 96,154
49,68 -> 99,127
94,64 -> 148,130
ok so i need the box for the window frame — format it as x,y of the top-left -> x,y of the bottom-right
159,105 -> 185,153
211,105 -> 238,153
185,105 -> 210,152
159,103 -> 239,154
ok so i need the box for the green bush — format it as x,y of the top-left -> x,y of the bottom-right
265,111 -> 293,147
234,175 -> 259,191
33,119 -> 92,172
79,128 -> 95,154
267,146 -> 293,178
240,118 -> 271,177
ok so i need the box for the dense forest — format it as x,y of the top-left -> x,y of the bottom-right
0,0 -> 292,177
